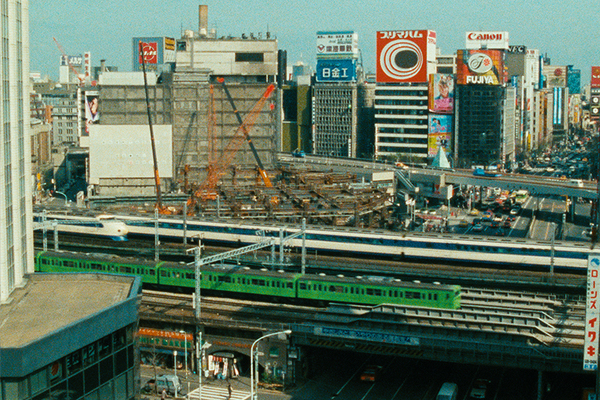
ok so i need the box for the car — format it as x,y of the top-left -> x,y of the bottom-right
469,378 -> 490,399
468,209 -> 480,216
472,223 -> 484,232
493,214 -> 503,222
459,219 -> 469,227
503,220 -> 511,228
360,365 -> 383,382
490,220 -> 499,228
507,216 -> 516,222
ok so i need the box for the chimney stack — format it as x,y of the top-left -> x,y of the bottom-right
199,5 -> 208,36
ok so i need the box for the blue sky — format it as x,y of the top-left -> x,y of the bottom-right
30,0 -> 600,82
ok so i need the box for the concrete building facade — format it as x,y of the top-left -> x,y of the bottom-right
0,0 -> 34,302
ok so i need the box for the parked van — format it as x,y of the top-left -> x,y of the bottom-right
436,382 -> 458,400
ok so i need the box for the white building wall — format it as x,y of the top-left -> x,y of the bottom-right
0,0 -> 33,302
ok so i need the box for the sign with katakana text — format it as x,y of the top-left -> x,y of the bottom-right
584,256 -> 600,371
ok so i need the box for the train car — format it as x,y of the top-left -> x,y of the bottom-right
34,251 -> 460,310
116,214 -> 600,271
33,213 -> 129,241
297,274 -> 460,309
158,262 -> 301,299
35,250 -> 158,285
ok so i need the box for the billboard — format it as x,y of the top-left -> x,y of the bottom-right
568,67 -> 581,94
429,74 -> 454,113
456,50 -> 506,85
316,31 -> 358,59
376,30 -> 436,83
316,59 -> 357,82
84,90 -> 99,133
584,256 -> 600,371
132,37 -> 176,71
508,45 -> 527,54
428,115 -> 452,157
465,31 -> 509,50
60,55 -> 83,67
543,65 -> 567,88
592,66 -> 600,88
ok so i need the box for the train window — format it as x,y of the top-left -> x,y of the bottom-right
218,276 -> 232,283
398,292 -> 403,298
90,263 -> 102,271
64,261 -> 75,268
251,279 -> 266,286
122,266 -> 132,274
160,271 -> 167,277
366,288 -> 382,296
405,291 -> 421,299
287,283 -> 292,288
329,285 -> 343,293
299,283 -> 307,290
149,270 -> 156,276
186,273 -> 193,279
434,294 -> 438,300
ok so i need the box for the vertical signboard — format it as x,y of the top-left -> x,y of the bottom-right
429,74 -> 454,113
376,30 -> 436,83
592,66 -> 600,88
84,90 -> 99,134
584,255 -> 600,371
428,115 -> 452,157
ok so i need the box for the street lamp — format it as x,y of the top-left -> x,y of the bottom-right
173,350 -> 178,398
54,190 -> 68,207
250,330 -> 292,400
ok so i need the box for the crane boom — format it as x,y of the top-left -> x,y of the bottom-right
217,78 -> 274,187
189,83 -> 275,206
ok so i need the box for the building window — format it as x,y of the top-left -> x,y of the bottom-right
235,53 -> 264,63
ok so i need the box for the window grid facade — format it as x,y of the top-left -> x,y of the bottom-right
0,0 -> 33,302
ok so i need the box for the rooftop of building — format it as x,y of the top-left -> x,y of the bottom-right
0,273 -> 136,348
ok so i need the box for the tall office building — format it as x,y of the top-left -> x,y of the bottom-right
0,0 -> 34,302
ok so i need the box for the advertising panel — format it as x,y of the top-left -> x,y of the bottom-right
60,54 -> 83,67
428,74 -> 454,113
543,65 -> 567,88
376,30 -> 436,83
568,67 -> 581,94
428,114 -> 452,157
592,66 -> 600,88
465,31 -> 509,50
456,50 -> 506,85
584,255 -> 600,371
508,45 -> 527,54
316,59 -> 357,82
132,37 -> 175,71
316,31 -> 358,59
84,90 -> 99,133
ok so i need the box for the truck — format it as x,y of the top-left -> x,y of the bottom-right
142,374 -> 184,397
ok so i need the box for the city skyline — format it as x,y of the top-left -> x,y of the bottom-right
31,0 -> 600,82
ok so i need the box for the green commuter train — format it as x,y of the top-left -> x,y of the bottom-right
35,251 -> 461,310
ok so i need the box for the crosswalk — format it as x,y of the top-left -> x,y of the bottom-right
186,386 -> 250,400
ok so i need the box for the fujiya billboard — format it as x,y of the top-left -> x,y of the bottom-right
457,50 -> 506,85
376,30 -> 436,83
465,31 -> 509,50
316,31 -> 358,59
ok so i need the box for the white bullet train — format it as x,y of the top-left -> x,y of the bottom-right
33,213 -> 128,241
115,214 -> 600,272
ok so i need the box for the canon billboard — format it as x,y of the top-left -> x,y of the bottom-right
592,66 -> 600,88
465,31 -> 509,50
376,30 -> 436,83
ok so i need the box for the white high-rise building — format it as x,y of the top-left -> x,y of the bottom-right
0,0 -> 34,302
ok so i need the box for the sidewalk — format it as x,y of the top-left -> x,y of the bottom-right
140,365 -> 291,400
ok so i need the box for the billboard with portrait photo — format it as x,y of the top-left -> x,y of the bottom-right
429,74 -> 454,113
428,114 -> 452,157
84,91 -> 99,133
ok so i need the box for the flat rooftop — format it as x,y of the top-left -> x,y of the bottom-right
0,273 -> 135,348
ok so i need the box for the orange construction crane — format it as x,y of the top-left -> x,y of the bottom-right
189,82 -> 275,209
53,38 -> 84,86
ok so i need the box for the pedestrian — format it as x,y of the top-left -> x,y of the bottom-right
228,382 -> 232,399
161,388 -> 167,400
